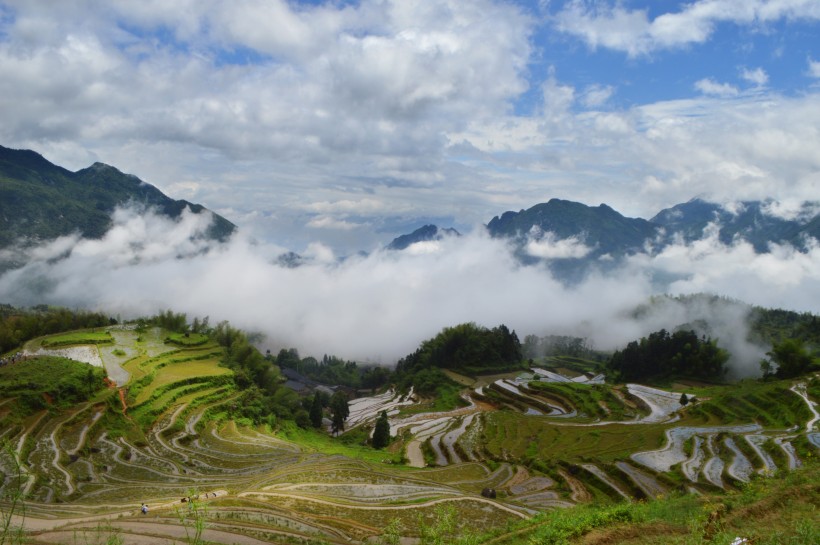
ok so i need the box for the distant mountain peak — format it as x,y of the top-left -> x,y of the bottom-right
0,144 -> 237,266
387,224 -> 461,251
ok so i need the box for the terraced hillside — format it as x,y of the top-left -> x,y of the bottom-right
1,326 -> 818,544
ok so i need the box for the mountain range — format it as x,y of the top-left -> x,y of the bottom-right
1,144 -> 818,281
0,145 -> 235,262
389,197 -> 818,278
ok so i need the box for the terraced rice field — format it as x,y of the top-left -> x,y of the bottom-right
1,328 -> 818,544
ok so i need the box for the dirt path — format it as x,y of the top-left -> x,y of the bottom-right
791,382 -> 819,433
405,439 -> 424,467
581,464 -> 631,500
558,469 -> 592,503
238,491 -> 530,519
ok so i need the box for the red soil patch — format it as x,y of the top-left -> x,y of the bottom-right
118,388 -> 128,414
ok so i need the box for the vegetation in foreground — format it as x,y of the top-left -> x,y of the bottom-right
479,459 -> 819,545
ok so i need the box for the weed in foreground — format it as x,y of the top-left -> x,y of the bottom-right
0,439 -> 26,545
174,490 -> 207,545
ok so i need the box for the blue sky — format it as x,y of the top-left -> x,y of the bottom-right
1,0 -> 819,254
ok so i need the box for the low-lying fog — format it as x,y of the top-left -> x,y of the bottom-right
1,206 -> 818,377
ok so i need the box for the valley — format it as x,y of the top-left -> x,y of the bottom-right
1,323 -> 818,544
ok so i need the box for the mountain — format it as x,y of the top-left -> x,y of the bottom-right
387,224 -> 461,250
486,198 -> 658,257
388,196 -> 818,283
0,145 -> 236,252
651,198 -> 819,251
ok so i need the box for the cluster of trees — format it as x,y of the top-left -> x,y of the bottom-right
397,323 -> 522,377
749,307 -> 820,346
607,329 -> 728,382
0,356 -> 106,413
522,334 -> 601,361
304,389 -> 350,434
0,304 -> 114,354
760,338 -> 818,379
394,322 -> 523,397
273,349 -> 390,391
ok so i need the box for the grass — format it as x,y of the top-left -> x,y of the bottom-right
277,422 -> 405,465
131,347 -> 228,405
481,411 -> 668,464
537,355 -> 603,375
526,381 -> 628,420
41,331 -> 113,347
165,332 -> 210,346
483,459 -> 820,544
682,379 -> 811,427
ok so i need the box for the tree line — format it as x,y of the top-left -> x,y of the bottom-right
607,329 -> 728,382
0,304 -> 114,355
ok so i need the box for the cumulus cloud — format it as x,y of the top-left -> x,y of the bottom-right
580,84 -> 615,108
741,67 -> 769,87
1,205 -> 817,378
0,0 -> 818,256
808,57 -> 820,78
525,229 -> 594,259
695,78 -> 739,97
554,0 -> 820,57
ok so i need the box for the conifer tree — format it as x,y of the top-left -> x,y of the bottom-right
372,411 -> 390,449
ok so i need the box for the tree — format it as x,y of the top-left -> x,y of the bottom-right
372,411 -> 390,449
767,338 -> 814,379
607,329 -> 728,382
679,392 -> 689,406
329,391 -> 349,435
309,393 -> 324,428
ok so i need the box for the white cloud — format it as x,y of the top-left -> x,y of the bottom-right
580,84 -> 615,108
306,216 -> 361,231
695,78 -> 739,97
525,229 -> 594,259
452,89 -> 820,220
1,204 -> 817,376
808,57 -> 820,78
0,0 -> 818,256
555,0 -> 820,56
304,199 -> 390,215
741,67 -> 768,86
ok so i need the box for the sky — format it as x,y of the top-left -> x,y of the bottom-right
1,0 -> 819,253
1,1 -> 819,368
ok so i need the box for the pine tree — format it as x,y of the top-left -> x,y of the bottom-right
372,411 -> 390,449
329,391 -> 349,435
309,394 -> 324,428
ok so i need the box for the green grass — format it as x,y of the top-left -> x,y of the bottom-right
41,330 -> 113,346
165,332 -> 210,346
483,460 -> 820,544
277,422 -> 405,465
526,381 -> 628,420
682,379 -> 811,427
481,410 -> 668,464
130,346 -> 227,405
538,355 -> 603,375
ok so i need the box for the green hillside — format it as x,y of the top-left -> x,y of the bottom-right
0,310 -> 818,545
0,145 -> 235,254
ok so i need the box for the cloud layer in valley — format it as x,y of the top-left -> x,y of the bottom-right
1,206 -> 816,377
